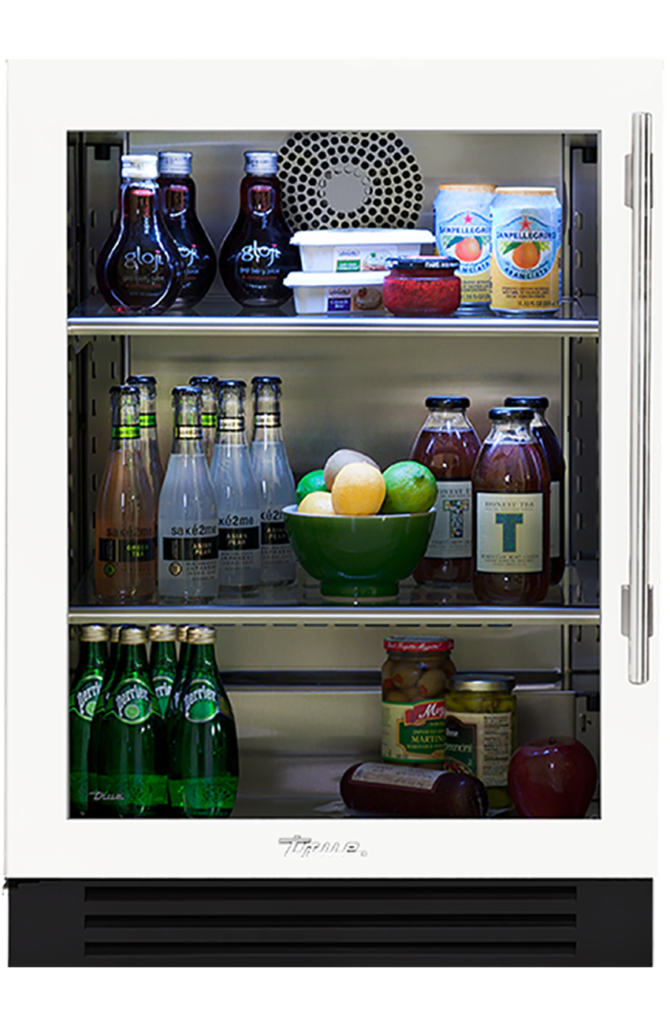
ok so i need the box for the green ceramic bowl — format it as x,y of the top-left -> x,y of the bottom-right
283,504 -> 436,603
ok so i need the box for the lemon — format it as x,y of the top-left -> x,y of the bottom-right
297,491 -> 335,515
296,469 -> 328,505
380,461 -> 437,514
331,462 -> 386,516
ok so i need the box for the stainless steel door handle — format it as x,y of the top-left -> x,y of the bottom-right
622,112 -> 654,684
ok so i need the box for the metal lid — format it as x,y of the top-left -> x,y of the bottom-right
177,624 -> 190,643
448,673 -> 515,693
158,151 -> 193,177
489,406 -> 534,423
494,186 -> 557,196
188,625 -> 216,645
190,375 -> 219,389
388,256 -> 458,272
109,625 -> 123,643
80,624 -> 109,643
437,183 -> 497,193
384,636 -> 454,654
504,396 -> 549,411
245,151 -> 278,176
119,626 -> 147,645
148,624 -> 177,643
121,154 -> 159,180
425,396 -> 470,410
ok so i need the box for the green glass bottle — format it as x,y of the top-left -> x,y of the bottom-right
149,623 -> 178,717
168,625 -> 239,817
93,625 -> 167,817
88,623 -> 124,811
69,624 -> 109,817
164,624 -> 195,814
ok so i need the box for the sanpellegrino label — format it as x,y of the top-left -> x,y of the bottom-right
494,213 -> 560,281
435,209 -> 492,277
113,682 -> 154,724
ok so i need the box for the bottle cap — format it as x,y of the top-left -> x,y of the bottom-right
488,406 -> 534,423
80,624 -> 110,643
119,626 -> 147,645
158,151 -> 193,177
218,379 -> 246,393
448,673 -> 515,694
127,375 -> 157,399
251,375 -> 282,392
245,151 -> 278,176
190,376 -> 219,392
504,396 -> 549,411
109,625 -> 123,643
121,154 -> 159,181
425,396 -> 470,410
188,625 -> 217,645
110,383 -> 140,400
148,624 -> 177,643
177,624 -> 191,643
384,636 -> 454,654
388,256 -> 458,272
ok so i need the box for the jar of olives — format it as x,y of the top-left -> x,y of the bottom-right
444,674 -> 516,809
381,636 -> 456,766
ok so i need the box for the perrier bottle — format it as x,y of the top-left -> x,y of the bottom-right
69,624 -> 109,816
168,625 -> 239,817
92,625 -> 166,817
148,623 -> 178,717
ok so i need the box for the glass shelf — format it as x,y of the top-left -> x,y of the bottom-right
67,293 -> 599,338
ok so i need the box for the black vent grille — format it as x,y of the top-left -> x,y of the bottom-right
8,878 -> 652,967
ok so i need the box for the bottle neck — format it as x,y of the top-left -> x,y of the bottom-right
187,643 -> 218,680
240,175 -> 282,221
160,177 -> 194,218
171,400 -> 206,457
110,401 -> 141,453
422,409 -> 473,432
251,390 -> 283,442
121,179 -> 161,227
150,640 -> 177,671
116,642 -> 149,678
139,396 -> 159,441
76,640 -> 107,677
487,419 -> 536,445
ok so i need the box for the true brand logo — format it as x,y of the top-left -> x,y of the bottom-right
278,835 -> 367,858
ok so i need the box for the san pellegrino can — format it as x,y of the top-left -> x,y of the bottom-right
69,624 -> 109,816
433,184 -> 496,308
148,623 -> 178,717
168,625 -> 239,817
90,625 -> 166,817
490,187 -> 562,315
158,386 -> 219,602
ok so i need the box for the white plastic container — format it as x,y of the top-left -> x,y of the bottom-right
290,229 -> 435,273
284,271 -> 388,315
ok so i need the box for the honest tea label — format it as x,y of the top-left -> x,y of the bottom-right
444,711 -> 513,787
476,492 -> 544,573
426,480 -> 472,559
550,480 -> 560,559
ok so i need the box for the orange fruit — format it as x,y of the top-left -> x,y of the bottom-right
512,241 -> 541,269
454,237 -> 482,262
331,462 -> 386,516
298,491 -> 335,515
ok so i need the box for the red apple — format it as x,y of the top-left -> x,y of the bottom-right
507,736 -> 597,818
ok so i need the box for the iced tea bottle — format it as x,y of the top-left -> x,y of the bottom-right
95,385 -> 157,603
410,397 -> 481,584
158,151 -> 216,308
126,375 -> 165,497
472,407 -> 550,604
219,151 -> 299,307
505,396 -> 565,584
96,154 -> 183,314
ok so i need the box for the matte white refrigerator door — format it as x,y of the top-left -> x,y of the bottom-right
4,59 -> 661,880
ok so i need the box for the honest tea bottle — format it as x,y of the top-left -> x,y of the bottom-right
148,623 -> 178,717
504,396 -> 565,585
158,150 -> 217,308
89,625 -> 166,817
189,375 -> 219,463
168,625 -> 239,818
472,407 -> 550,604
126,374 -> 165,498
96,154 -> 182,314
69,624 -> 109,817
211,380 -> 261,592
219,151 -> 298,307
158,386 -> 219,603
410,396 -> 481,585
250,376 -> 296,586
95,384 -> 156,603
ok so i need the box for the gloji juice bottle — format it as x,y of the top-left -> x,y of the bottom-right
410,397 -> 481,584
158,151 -> 217,308
472,407 -> 550,604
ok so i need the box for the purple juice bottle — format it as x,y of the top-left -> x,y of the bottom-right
158,151 -> 216,308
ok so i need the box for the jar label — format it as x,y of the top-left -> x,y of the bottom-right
425,480 -> 472,558
476,492 -> 544,573
550,480 -> 561,559
381,698 -> 446,765
352,762 -> 443,791
444,711 -> 513,787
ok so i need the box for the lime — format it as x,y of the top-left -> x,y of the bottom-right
296,469 -> 328,505
380,461 -> 437,514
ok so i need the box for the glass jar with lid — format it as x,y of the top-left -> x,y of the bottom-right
381,636 -> 456,766
382,256 -> 461,317
444,674 -> 516,808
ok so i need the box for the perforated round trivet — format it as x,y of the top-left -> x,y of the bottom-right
277,131 -> 424,232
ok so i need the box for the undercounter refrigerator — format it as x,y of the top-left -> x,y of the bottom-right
4,59 -> 662,966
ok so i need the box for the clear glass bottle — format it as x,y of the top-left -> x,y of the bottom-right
158,386 -> 219,603
211,380 -> 261,592
504,396 -> 566,585
189,375 -> 219,463
95,385 -> 157,604
89,625 -> 166,818
219,151 -> 299,307
148,622 -> 178,717
126,374 -> 165,497
250,376 -> 296,586
472,407 -> 550,604
410,397 -> 481,585
158,151 -> 216,308
167,625 -> 239,818
69,624 -> 109,817
96,154 -> 183,314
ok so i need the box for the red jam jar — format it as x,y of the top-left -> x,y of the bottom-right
383,256 -> 461,317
